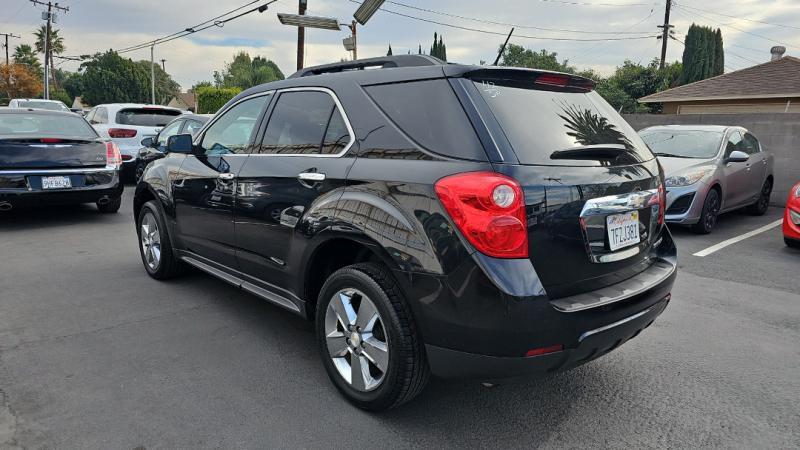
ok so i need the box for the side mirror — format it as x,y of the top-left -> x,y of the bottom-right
166,134 -> 193,154
140,137 -> 154,148
726,150 -> 749,163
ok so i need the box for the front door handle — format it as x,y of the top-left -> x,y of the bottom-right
298,172 -> 326,182
218,173 -> 236,180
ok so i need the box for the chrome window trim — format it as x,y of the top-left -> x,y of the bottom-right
247,86 -> 356,159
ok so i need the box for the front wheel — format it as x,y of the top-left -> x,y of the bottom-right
137,200 -> 185,279
316,263 -> 429,411
692,189 -> 720,234
747,178 -> 772,216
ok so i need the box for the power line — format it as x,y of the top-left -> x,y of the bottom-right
383,1 -> 656,35
348,0 -> 660,42
672,4 -> 799,51
573,7 -> 657,62
674,2 -> 800,31
534,0 -> 654,6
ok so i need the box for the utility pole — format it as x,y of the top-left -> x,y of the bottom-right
150,45 -> 156,104
658,0 -> 672,69
160,59 -> 166,72
30,1 -> 69,99
297,0 -> 307,70
347,21 -> 357,60
1,33 -> 21,66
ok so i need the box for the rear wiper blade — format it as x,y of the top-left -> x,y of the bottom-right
550,144 -> 633,161
653,152 -> 692,158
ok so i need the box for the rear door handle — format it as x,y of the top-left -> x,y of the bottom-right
218,173 -> 236,180
298,172 -> 326,182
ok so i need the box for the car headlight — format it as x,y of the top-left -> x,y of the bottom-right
665,168 -> 713,187
794,185 -> 800,198
791,209 -> 800,225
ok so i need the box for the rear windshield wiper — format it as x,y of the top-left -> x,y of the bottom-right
550,144 -> 637,161
653,152 -> 692,158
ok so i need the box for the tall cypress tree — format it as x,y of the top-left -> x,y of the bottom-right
713,29 -> 724,75
387,44 -> 393,56
681,24 -> 723,84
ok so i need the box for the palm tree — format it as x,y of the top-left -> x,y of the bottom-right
12,44 -> 42,77
34,25 -> 65,89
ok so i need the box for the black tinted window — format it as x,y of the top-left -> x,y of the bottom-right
116,108 -> 181,127
365,79 -> 486,161
0,113 -> 97,137
259,91 -> 348,155
473,81 -> 653,166
200,95 -> 269,155
322,109 -> 350,154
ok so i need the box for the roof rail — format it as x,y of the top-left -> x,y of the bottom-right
289,54 -> 446,78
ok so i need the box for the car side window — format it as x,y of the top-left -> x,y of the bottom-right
94,107 -> 108,124
199,95 -> 270,155
183,120 -> 205,136
742,133 -> 761,154
725,131 -> 743,157
85,108 -> 97,123
156,120 -> 183,146
258,90 -> 350,155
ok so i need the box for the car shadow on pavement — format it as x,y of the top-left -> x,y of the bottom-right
0,203 -> 125,231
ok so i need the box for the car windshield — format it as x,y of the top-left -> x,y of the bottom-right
0,113 -> 97,137
16,101 -> 69,112
640,130 -> 723,159
116,108 -> 182,127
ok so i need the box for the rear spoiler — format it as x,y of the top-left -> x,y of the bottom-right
457,67 -> 596,92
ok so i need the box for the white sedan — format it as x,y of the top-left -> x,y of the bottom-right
86,103 -> 184,178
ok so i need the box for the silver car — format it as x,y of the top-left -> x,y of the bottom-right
639,125 -> 774,234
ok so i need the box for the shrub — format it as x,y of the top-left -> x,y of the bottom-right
196,87 -> 241,114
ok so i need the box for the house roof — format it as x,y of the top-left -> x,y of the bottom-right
170,92 -> 195,107
639,56 -> 800,103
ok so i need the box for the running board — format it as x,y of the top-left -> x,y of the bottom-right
181,255 -> 302,314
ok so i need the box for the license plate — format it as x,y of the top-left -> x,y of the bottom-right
606,210 -> 640,251
41,176 -> 72,190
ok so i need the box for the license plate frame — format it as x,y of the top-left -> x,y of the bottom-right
606,210 -> 640,251
41,175 -> 72,190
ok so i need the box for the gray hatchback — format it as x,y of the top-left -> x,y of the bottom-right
640,125 -> 774,233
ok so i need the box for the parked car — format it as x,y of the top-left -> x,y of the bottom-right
134,55 -> 676,410
135,114 -> 210,180
8,98 -> 71,113
784,181 -> 800,248
640,125 -> 774,234
86,103 -> 183,179
0,108 -> 123,212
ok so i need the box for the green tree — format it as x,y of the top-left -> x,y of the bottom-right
596,58 -> 683,113
60,70 -> 84,101
80,50 -> 151,105
12,44 -> 42,78
430,32 -> 447,61
135,60 -> 180,104
214,52 -> 284,90
387,44 -> 393,56
34,25 -> 65,88
499,44 -> 574,72
681,24 -> 723,84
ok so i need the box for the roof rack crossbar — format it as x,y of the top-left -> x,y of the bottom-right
289,54 -> 445,78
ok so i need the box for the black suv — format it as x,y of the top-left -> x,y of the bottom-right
134,55 -> 676,411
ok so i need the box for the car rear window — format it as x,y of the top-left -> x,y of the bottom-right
0,113 -> 97,137
116,108 -> 182,127
365,79 -> 487,161
16,101 -> 69,112
473,80 -> 654,166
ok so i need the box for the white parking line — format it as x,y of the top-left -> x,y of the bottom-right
693,219 -> 784,257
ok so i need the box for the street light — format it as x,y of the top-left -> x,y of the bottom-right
353,0 -> 385,25
277,13 -> 341,31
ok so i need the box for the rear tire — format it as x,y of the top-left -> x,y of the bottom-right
692,189 -> 720,234
137,200 -> 185,279
747,178 -> 772,216
316,263 -> 429,411
786,238 -> 800,249
97,196 -> 121,213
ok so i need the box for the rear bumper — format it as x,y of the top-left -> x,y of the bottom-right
0,169 -> 122,208
427,296 -> 670,380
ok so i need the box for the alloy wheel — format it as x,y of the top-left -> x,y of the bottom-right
140,212 -> 162,271
705,192 -> 720,231
758,181 -> 772,211
324,288 -> 389,392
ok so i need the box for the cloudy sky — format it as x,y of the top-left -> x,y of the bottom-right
2,0 -> 799,89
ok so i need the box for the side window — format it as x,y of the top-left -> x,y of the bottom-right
200,95 -> 269,155
95,107 -> 108,124
725,131 -> 743,157
742,133 -> 761,154
259,90 -> 350,155
85,108 -> 97,124
156,120 -> 183,146
183,120 -> 205,136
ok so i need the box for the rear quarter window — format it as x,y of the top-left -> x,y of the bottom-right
473,80 -> 653,166
364,79 -> 487,161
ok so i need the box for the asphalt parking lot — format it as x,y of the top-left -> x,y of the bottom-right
1,188 -> 798,449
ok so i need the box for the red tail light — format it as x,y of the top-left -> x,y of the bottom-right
108,128 -> 137,138
525,344 -> 564,357
121,154 -> 133,161
40,138 -> 63,143
646,183 -> 666,225
105,141 -> 122,168
535,74 -> 569,87
435,171 -> 528,258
